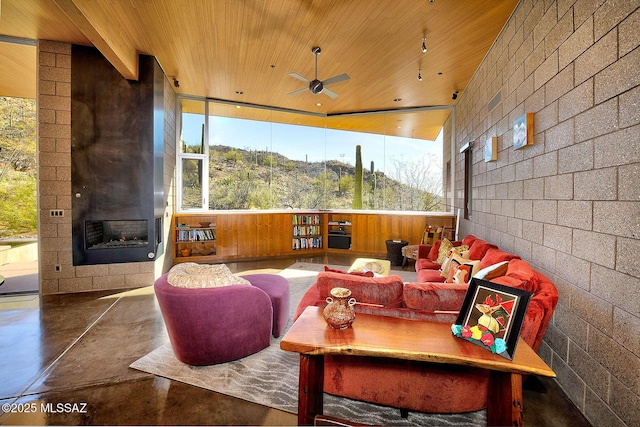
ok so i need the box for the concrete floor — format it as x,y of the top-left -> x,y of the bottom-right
0,255 -> 591,426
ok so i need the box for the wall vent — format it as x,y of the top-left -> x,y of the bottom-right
50,209 -> 64,217
487,90 -> 502,113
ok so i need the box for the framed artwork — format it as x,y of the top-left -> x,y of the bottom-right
484,136 -> 497,162
513,112 -> 534,150
452,278 -> 531,360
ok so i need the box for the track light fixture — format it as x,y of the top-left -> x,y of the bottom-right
421,36 -> 427,53
418,69 -> 423,81
452,90 -> 459,100
173,77 -> 179,88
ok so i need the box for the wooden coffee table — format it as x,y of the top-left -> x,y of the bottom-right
280,306 -> 555,426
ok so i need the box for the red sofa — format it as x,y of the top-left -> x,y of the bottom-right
294,235 -> 558,414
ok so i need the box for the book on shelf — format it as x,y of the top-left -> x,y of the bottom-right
293,225 -> 321,236
292,236 -> 323,250
292,214 -> 321,225
177,229 -> 216,242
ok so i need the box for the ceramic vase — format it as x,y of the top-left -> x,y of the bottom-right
323,287 -> 356,329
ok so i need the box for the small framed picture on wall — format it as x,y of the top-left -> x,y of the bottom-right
484,136 -> 497,162
513,112 -> 534,150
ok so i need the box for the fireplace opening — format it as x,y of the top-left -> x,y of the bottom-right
85,220 -> 149,250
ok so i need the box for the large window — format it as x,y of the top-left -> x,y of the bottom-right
177,98 -> 448,212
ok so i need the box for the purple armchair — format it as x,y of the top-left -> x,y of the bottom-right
154,273 -> 273,365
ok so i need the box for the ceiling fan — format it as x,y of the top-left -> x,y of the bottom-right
288,47 -> 350,99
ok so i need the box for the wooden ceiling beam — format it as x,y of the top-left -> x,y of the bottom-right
52,0 -> 138,80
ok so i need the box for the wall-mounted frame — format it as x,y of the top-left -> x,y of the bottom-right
452,278 -> 531,360
513,112 -> 533,150
484,136 -> 497,162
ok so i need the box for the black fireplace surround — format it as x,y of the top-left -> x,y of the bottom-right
71,46 -> 164,265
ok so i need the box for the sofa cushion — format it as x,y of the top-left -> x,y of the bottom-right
323,266 -> 374,277
403,282 -> 468,312
479,248 -> 520,270
417,268 -> 447,283
416,257 -> 441,271
490,275 -> 528,290
461,234 -> 479,247
505,259 -> 539,291
427,240 -> 442,260
316,272 -> 404,307
468,239 -> 498,260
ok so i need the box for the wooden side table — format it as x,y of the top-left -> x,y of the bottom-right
281,306 -> 555,426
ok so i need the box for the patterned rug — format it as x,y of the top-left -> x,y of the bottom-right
130,262 -> 485,426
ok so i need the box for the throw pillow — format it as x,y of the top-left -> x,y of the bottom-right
439,245 -> 471,278
427,239 -> 442,260
324,266 -> 374,277
473,260 -> 509,280
436,238 -> 453,264
446,253 -> 481,284
167,262 -> 252,288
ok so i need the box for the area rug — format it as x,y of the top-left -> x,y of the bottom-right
130,262 -> 485,426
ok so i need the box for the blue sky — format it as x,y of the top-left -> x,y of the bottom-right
182,114 -> 443,178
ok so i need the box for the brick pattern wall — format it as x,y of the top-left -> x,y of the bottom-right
452,2 -> 639,426
38,40 -> 174,293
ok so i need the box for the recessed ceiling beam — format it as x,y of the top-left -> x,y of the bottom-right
52,0 -> 138,80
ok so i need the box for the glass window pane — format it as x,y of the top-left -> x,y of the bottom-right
271,115 -> 327,210
181,158 -> 203,209
208,104 -> 272,210
180,99 -> 205,154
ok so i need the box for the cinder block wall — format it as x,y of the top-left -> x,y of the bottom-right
451,1 -> 639,426
37,40 -> 176,293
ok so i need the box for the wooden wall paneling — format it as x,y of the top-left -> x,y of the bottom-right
255,213 -> 269,256
216,214 -> 238,258
351,214 -> 376,254
236,214 -> 257,257
267,213 -> 288,256
405,216 -> 427,245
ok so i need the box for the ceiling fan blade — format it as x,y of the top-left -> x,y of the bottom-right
288,72 -> 310,83
287,87 -> 309,96
322,87 -> 339,99
322,73 -> 350,86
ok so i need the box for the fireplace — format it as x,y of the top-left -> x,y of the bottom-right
71,48 -> 165,265
85,220 -> 149,250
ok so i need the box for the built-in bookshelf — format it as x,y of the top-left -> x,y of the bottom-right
174,215 -> 217,261
292,214 -> 322,250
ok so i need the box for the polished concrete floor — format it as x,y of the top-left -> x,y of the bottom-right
0,255 -> 591,426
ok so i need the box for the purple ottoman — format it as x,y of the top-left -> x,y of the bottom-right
242,274 -> 290,338
154,273 -> 272,366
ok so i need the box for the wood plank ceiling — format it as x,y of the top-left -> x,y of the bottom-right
0,0 -> 518,140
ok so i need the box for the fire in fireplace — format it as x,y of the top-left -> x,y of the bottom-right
85,220 -> 148,250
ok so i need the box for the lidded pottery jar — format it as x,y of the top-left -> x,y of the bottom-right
323,287 -> 357,329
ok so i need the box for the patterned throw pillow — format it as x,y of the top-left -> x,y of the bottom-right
436,238 -> 454,264
446,253 -> 481,284
439,245 -> 471,278
167,262 -> 252,288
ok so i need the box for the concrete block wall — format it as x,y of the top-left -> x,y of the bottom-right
452,1 -> 639,426
37,41 -> 176,294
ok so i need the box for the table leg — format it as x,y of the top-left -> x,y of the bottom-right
487,371 -> 524,426
298,354 -> 324,425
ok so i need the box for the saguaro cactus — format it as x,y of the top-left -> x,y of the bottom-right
370,160 -> 376,209
353,145 -> 363,209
